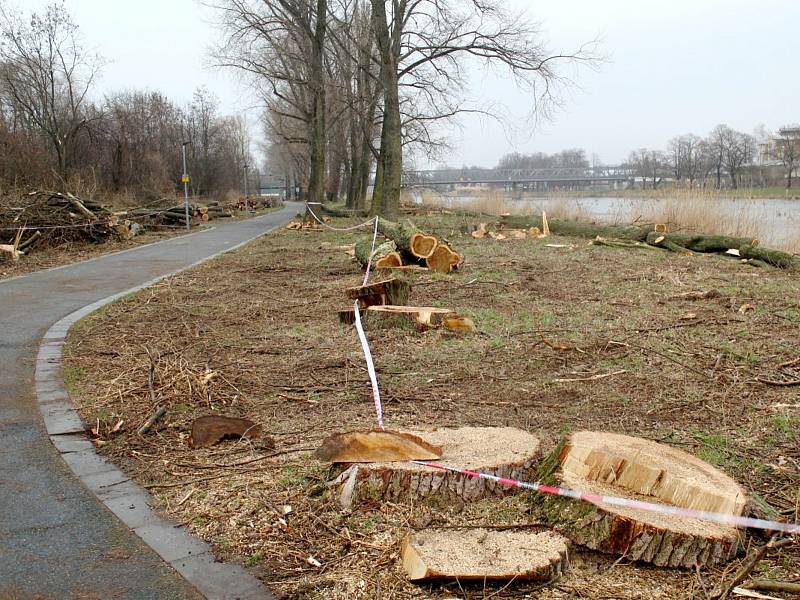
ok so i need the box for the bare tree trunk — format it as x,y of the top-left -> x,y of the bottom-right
307,0 -> 328,204
370,0 -> 401,219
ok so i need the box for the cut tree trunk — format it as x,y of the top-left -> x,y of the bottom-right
536,431 -> 747,568
366,305 -> 454,329
326,427 -> 541,509
646,231 -> 694,254
425,243 -> 461,273
345,277 -> 410,309
499,215 -> 655,242
648,232 -> 759,253
354,238 -> 402,269
739,244 -> 797,269
378,219 -> 439,259
401,528 -> 570,583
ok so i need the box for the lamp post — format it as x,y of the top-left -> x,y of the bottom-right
181,141 -> 191,231
243,161 -> 249,211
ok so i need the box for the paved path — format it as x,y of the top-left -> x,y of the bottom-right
0,204 -> 299,599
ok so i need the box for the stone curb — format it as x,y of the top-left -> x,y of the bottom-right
33,209 -> 299,600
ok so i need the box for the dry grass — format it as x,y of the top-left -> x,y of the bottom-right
65,214 -> 800,599
409,188 -> 800,253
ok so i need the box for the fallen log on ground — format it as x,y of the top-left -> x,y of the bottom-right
401,528 -> 570,583
499,215 -> 655,242
366,305 -> 454,329
646,231 -> 694,254
377,219 -> 439,259
325,427 -> 541,509
536,431 -> 747,568
498,215 -> 797,269
354,238 -> 402,269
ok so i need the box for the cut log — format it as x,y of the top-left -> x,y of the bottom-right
374,264 -> 428,272
499,215 -> 655,242
646,231 -> 694,254
354,238 -> 402,269
425,243 -> 461,273
188,415 -> 262,449
378,219 -> 438,259
0,243 -> 23,260
536,431 -> 747,568
442,314 -> 476,333
326,427 -> 541,509
345,278 -> 411,309
401,528 -> 570,583
651,232 -> 760,254
366,305 -> 454,328
315,430 -> 443,463
739,244 -> 797,269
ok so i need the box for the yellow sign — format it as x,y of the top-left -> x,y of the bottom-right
181,175 -> 190,184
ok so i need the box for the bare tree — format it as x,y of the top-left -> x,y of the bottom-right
0,3 -> 103,181
707,124 -> 754,189
768,125 -> 800,189
368,0 -> 599,218
627,148 -> 664,189
212,0 -> 329,203
668,134 -> 705,187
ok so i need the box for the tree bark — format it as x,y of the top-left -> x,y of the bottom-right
370,0 -> 402,219
534,431 -> 747,568
306,0 -> 328,204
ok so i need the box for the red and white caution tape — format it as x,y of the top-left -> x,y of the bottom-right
411,461 -> 800,535
353,299 -> 384,430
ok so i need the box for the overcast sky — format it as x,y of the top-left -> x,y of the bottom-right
22,0 -> 800,167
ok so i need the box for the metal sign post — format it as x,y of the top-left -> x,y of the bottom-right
181,142 -> 191,231
243,162 -> 249,211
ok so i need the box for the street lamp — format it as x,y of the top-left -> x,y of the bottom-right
181,141 -> 191,231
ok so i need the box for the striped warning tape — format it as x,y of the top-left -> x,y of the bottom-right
411,461 -> 800,535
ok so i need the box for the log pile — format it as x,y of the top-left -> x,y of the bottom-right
0,191 -> 245,262
354,218 -> 462,273
0,191 -> 129,257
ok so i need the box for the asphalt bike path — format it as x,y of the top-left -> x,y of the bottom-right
0,204 -> 300,599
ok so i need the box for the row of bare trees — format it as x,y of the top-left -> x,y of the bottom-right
628,123 -> 799,190
0,3 -> 251,200
213,0 -> 596,218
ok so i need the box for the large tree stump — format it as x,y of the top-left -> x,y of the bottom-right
327,427 -> 541,509
401,528 -> 570,583
536,431 -> 747,568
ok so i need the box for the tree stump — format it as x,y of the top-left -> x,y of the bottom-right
536,431 -> 747,568
345,277 -> 411,309
401,528 -> 570,583
327,426 -> 541,509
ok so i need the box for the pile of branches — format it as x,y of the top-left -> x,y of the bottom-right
0,191 -> 134,258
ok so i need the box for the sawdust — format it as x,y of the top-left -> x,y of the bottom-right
403,528 -> 569,580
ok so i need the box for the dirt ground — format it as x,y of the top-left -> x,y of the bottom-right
65,210 -> 799,599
